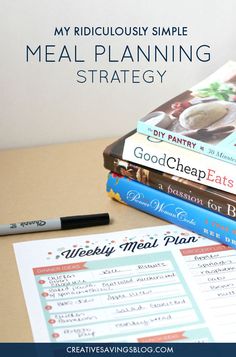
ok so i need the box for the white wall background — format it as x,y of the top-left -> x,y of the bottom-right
1,0 -> 236,149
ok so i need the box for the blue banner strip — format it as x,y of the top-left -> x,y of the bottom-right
0,343 -> 236,357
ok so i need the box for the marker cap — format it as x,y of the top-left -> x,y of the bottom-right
60,213 -> 110,230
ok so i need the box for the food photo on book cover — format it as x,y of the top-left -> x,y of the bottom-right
138,62 -> 236,163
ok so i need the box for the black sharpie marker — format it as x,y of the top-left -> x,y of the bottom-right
0,213 -> 110,236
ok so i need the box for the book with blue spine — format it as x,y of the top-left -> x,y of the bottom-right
137,62 -> 236,165
106,172 -> 236,249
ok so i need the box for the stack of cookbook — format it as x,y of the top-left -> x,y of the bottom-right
103,62 -> 236,248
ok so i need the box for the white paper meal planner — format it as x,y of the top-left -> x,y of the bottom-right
14,224 -> 236,342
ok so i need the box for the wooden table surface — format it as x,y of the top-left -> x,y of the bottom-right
0,138 -> 165,342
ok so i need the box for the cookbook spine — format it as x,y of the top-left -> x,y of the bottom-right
122,133 -> 236,194
106,173 -> 236,249
137,121 -> 236,165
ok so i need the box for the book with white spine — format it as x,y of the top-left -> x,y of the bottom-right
122,131 -> 236,194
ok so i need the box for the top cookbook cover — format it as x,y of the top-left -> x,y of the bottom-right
137,62 -> 236,165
